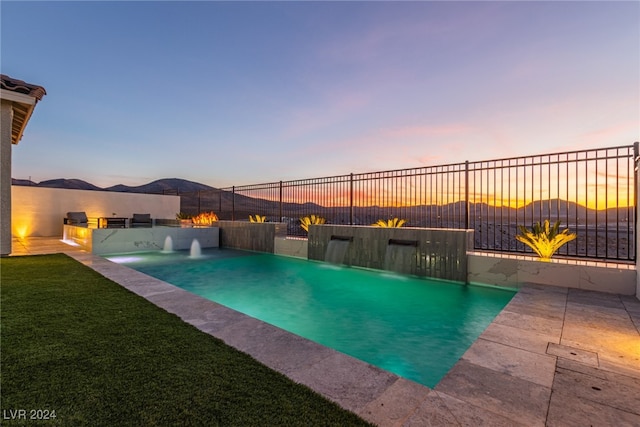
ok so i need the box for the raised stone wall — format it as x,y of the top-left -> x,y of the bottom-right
63,225 -> 219,255
468,253 -> 636,295
217,221 -> 287,253
308,225 -> 473,282
274,237 -> 308,258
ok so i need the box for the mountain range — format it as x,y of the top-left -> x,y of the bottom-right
11,177 -> 215,194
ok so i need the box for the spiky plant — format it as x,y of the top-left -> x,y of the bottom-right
191,211 -> 219,226
516,220 -> 577,261
249,215 -> 267,223
372,218 -> 407,228
300,215 -> 326,233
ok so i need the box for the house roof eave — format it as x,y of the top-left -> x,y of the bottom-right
0,75 -> 46,145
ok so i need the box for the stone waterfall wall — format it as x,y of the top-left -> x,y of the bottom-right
308,225 -> 473,282
217,221 -> 287,253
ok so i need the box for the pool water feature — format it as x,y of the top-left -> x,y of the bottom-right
189,239 -> 202,258
162,235 -> 173,252
384,241 -> 418,275
106,248 -> 515,388
324,238 -> 351,265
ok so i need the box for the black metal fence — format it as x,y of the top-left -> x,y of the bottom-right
179,143 -> 638,262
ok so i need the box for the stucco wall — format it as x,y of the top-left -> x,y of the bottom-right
1,101 -> 13,255
12,186 -> 180,237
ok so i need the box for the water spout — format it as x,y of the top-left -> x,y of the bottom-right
383,240 -> 418,275
189,239 -> 202,258
162,235 -> 173,252
324,236 -> 352,265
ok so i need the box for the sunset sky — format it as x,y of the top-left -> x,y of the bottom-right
2,1 -> 638,189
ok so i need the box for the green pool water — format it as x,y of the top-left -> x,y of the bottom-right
106,248 -> 514,387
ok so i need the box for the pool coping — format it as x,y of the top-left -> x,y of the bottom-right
12,239 -> 640,426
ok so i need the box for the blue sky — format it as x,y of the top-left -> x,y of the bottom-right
2,1 -> 638,188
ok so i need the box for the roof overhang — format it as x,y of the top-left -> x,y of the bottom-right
0,75 -> 46,145
1,88 -> 37,145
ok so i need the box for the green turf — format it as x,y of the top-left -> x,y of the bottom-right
0,254 -> 373,426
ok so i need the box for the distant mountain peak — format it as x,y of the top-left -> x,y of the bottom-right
34,178 -> 103,191
12,177 -> 217,193
11,178 -> 37,186
105,178 -> 216,193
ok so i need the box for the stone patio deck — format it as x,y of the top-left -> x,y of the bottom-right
9,237 -> 640,426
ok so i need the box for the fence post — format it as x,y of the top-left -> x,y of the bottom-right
232,186 -> 235,221
464,160 -> 470,230
350,173 -> 354,225
279,181 -> 283,222
634,141 -> 639,262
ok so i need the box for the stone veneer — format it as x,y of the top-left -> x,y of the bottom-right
275,229 -> 635,296
216,220 -> 287,253
308,224 -> 473,282
274,237 -> 308,258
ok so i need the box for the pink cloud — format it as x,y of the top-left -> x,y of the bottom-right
577,121 -> 639,146
378,124 -> 473,140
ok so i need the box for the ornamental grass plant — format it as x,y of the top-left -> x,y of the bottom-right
371,218 -> 407,228
299,215 -> 326,233
516,219 -> 577,261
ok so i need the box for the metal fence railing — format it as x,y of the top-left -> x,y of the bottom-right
178,143 -> 638,262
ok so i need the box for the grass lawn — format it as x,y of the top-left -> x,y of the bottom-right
1,254 -> 373,426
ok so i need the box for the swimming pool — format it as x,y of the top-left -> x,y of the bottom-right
106,248 -> 515,387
